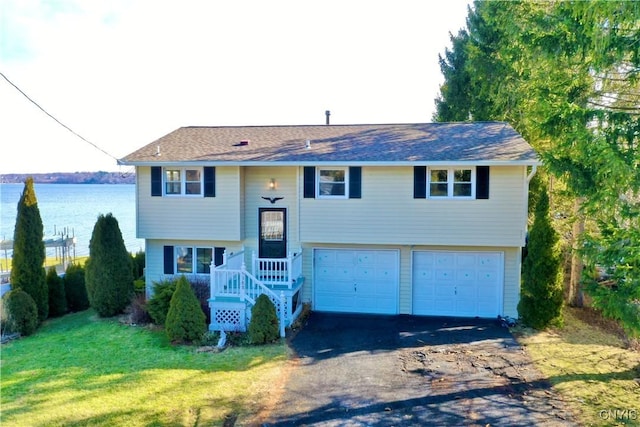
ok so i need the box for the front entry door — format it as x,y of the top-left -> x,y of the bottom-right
259,208 -> 287,259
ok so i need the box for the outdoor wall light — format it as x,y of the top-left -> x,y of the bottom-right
269,178 -> 277,190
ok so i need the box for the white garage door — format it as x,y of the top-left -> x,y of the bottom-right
413,251 -> 503,317
314,249 -> 399,314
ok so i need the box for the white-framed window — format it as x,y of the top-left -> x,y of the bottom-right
428,167 -> 475,198
317,167 -> 348,198
175,246 -> 213,274
164,168 -> 203,196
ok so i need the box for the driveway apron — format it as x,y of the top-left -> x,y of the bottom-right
259,312 -> 575,426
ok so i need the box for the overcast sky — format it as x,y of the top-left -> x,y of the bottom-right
0,0 -> 473,174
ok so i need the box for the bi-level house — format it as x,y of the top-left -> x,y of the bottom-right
119,121 -> 539,335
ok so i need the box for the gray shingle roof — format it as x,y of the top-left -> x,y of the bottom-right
119,122 -> 539,165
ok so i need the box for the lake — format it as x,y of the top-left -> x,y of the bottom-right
1,183 -> 144,265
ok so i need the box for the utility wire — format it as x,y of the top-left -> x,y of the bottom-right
0,71 -> 118,161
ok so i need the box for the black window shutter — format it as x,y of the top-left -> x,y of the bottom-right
413,166 -> 427,198
349,167 -> 362,199
204,166 -> 216,197
163,245 -> 174,274
151,166 -> 162,197
476,166 -> 490,199
303,167 -> 315,198
214,247 -> 226,267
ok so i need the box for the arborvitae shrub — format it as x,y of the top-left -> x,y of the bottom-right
64,263 -> 90,312
47,266 -> 67,317
85,213 -> 134,317
10,177 -> 48,321
165,275 -> 206,343
1,289 -> 39,336
518,189 -> 564,329
248,294 -> 279,344
147,279 -> 177,325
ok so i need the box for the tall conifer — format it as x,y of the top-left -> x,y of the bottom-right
518,189 -> 564,329
85,213 -> 133,317
10,177 -> 48,321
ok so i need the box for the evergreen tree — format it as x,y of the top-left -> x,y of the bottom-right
10,177 -> 47,321
518,189 -> 563,329
248,294 -> 280,344
85,214 -> 133,317
64,263 -> 90,312
165,275 -> 206,343
47,266 -> 67,317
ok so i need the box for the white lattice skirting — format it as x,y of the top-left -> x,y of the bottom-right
209,301 -> 246,332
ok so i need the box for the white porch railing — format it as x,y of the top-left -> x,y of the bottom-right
252,250 -> 303,288
209,248 -> 304,337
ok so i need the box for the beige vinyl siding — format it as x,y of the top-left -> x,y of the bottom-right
502,246 -> 521,318
300,166 -> 528,247
137,166 -> 242,240
242,167 -> 300,255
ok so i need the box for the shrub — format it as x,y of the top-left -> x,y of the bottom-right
64,263 -> 90,312
133,279 -> 146,295
10,177 -> 48,321
188,275 -> 211,324
124,293 -> 152,325
147,279 -> 177,325
248,294 -> 280,344
518,189 -> 564,329
165,276 -> 207,343
1,289 -> 39,336
85,213 -> 134,317
47,266 -> 67,317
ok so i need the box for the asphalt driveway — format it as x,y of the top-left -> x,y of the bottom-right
257,312 -> 576,426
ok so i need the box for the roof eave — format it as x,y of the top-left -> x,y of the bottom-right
118,159 -> 542,167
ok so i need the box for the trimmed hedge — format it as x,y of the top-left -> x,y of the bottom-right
47,266 -> 67,317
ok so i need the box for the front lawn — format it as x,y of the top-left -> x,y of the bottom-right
514,307 -> 640,426
1,310 -> 288,426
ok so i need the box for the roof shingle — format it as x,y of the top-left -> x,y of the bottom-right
119,122 -> 539,165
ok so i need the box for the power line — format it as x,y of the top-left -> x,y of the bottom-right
0,71 -> 118,161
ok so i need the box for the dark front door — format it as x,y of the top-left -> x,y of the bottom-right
259,208 -> 287,259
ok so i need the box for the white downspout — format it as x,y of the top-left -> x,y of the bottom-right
526,165 -> 537,183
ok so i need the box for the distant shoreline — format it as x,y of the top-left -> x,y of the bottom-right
1,172 -> 135,185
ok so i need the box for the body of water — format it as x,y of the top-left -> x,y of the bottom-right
1,183 -> 144,267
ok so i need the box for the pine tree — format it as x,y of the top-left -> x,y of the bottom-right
85,213 -> 133,317
10,177 -> 47,321
518,189 -> 564,329
165,275 -> 206,343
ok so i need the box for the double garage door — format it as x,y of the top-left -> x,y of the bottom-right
314,248 -> 504,318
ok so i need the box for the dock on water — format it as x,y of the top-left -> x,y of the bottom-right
0,230 -> 77,288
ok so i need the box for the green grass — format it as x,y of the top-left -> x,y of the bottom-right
514,307 -> 640,426
1,310 -> 288,426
